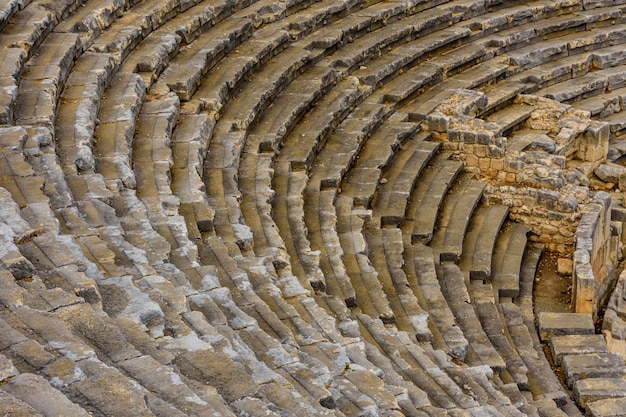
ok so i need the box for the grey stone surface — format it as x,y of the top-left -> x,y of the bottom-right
2,373 -> 90,417
5,0 -> 626,415
550,334 -> 608,366
586,397 -> 626,417
562,352 -> 626,388
538,312 -> 595,342
574,377 -> 626,410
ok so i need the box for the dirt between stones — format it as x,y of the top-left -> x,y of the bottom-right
534,251 -> 574,315
534,250 -> 576,390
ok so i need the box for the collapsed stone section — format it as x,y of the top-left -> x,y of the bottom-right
424,89 -> 623,320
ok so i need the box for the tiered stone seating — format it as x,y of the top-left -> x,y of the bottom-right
5,0 -> 626,415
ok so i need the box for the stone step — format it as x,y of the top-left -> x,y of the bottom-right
87,0 -> 187,63
537,312 -> 596,342
571,87 -> 626,119
190,27 -> 291,112
278,76 -> 364,169
300,0 -> 408,55
247,65 -> 340,146
608,130 -> 626,161
499,302 -> 571,407
438,263 -> 506,370
368,227 -> 431,338
170,113 -> 215,203
562,352 -> 626,389
305,187 -> 358,307
332,7 -> 453,80
311,101 -> 387,190
0,388 -> 45,416
2,372 -> 90,416
358,313 -> 477,411
476,301 -> 529,389
491,222 -> 531,301
550,334 -> 609,366
349,19 -> 466,85
447,57 -> 510,91
217,45 -> 313,132
379,61 -> 443,105
591,42 -> 626,69
376,136 -> 439,226
158,17 -> 255,101
0,4 -> 56,59
238,152 -> 290,264
19,30 -> 81,94
516,242 -> 544,315
0,0 -> 21,32
404,82 -> 460,122
506,38 -> 570,72
53,0 -> 126,49
478,79 -> 528,115
92,71 -> 146,183
435,41 -> 491,79
133,94 -> 180,196
405,242 -> 469,358
271,164 -> 327,291
484,103 -> 536,136
574,377 -> 626,413
460,204 -> 509,282
458,3 -> 536,39
0,48 -> 25,124
341,119 -> 419,209
540,71 -> 608,103
14,31 -> 81,130
279,0 -> 368,41
431,175 -> 487,263
586,397 -> 626,417
404,153 -> 463,244
506,129 -> 553,153
336,197 -> 393,321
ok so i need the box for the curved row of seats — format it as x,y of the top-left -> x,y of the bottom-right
1,0 -> 626,415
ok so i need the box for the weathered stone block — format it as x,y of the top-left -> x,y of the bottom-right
551,334 -> 608,366
538,312 -> 595,341
574,377 -> 626,410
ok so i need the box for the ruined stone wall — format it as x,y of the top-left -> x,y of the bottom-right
425,91 -> 618,315
574,192 -> 613,317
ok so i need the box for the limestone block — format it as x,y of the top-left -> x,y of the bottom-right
586,397 -> 626,417
551,334 -> 608,366
42,357 -> 85,389
98,276 -> 165,337
0,390 -> 43,416
556,258 -> 573,276
538,312 -> 595,341
175,349 -> 259,402
595,163 -> 626,185
562,352 -> 626,388
73,358 -> 155,417
3,373 -> 90,416
574,377 -> 626,410
0,352 -> 18,380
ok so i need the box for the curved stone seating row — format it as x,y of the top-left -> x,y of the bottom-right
227,0 -> 616,410
190,0 -> 564,412
174,4 -> 468,410
0,1 -> 402,414
3,0 -> 626,415
8,2 -> 386,412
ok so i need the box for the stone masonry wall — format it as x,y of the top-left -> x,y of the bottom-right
424,91 -> 617,315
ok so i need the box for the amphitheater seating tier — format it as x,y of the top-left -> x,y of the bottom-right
4,0 -> 626,415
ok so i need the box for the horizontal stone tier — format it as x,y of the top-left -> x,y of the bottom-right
3,0 -> 626,415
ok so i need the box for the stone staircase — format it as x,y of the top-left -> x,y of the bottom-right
3,0 -> 626,416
